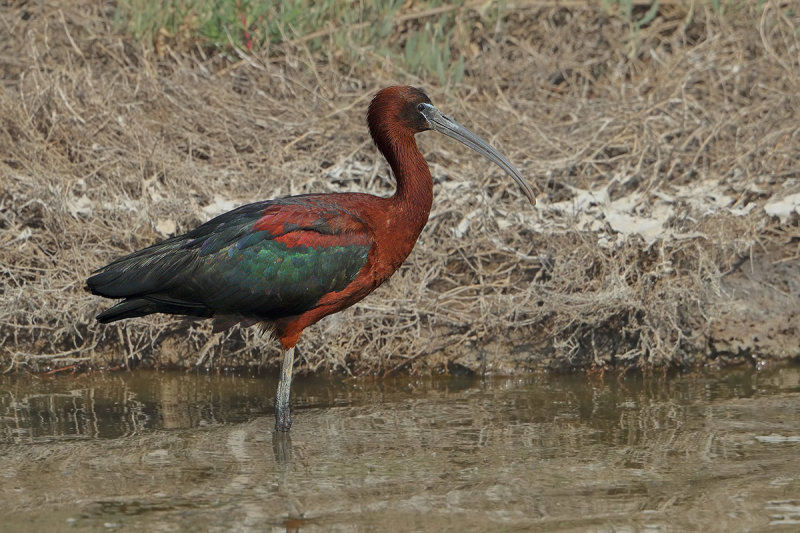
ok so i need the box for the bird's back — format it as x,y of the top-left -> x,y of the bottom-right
87,195 -> 374,324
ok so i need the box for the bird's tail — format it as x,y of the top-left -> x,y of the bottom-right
95,298 -> 153,323
87,258 -> 212,323
93,295 -> 213,323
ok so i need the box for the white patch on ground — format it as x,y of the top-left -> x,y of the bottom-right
203,196 -> 240,218
524,177 -> 794,247
155,218 -> 176,237
67,195 -> 94,218
764,193 -> 800,223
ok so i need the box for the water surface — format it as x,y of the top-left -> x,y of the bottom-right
2,365 -> 800,531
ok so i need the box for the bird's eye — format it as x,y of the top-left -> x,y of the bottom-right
417,103 -> 425,112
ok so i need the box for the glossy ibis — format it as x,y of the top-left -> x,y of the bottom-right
87,86 -> 535,431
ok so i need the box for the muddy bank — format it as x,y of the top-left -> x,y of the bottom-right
1,2 -> 798,374
708,246 -> 799,364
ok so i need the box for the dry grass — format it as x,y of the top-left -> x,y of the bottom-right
1,1 -> 798,374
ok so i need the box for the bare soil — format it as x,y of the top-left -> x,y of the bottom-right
1,2 -> 798,375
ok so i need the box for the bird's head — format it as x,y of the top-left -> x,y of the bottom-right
368,86 -> 535,205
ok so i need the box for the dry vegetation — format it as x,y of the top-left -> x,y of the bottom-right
1,1 -> 798,375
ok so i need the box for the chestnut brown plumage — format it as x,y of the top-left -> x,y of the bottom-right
87,86 -> 535,431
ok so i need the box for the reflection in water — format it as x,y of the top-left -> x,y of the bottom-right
273,431 -> 293,464
1,366 -> 800,531
1,373 -> 270,443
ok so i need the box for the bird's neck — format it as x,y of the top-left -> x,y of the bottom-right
382,133 -> 434,240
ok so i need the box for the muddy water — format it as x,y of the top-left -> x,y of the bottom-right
2,365 -> 800,532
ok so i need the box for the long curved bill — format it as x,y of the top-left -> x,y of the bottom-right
419,103 -> 535,205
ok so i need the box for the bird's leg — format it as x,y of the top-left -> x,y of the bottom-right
275,346 -> 295,432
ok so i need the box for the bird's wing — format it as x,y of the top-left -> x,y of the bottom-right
88,196 -> 373,319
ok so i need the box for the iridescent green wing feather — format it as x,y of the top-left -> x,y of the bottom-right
87,196 -> 372,322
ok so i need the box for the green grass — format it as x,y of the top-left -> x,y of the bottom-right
114,0 -> 477,84
114,1 -> 797,81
